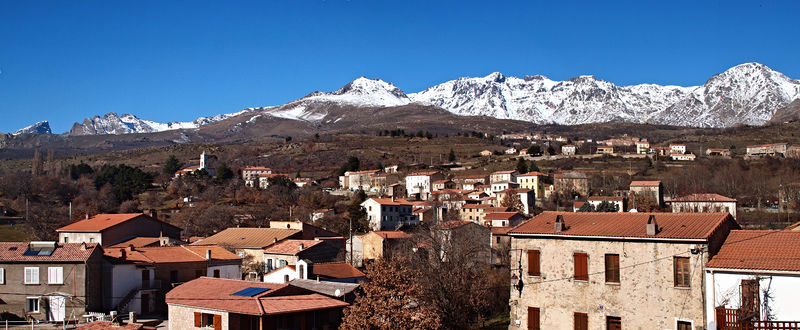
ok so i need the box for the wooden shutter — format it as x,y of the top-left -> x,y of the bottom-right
213,314 -> 222,330
606,316 -> 621,330
527,307 -> 540,330
605,254 -> 619,283
527,250 -> 540,276
574,312 -> 588,330
674,257 -> 690,287
574,253 -> 588,281
193,312 -> 201,327
677,321 -> 692,330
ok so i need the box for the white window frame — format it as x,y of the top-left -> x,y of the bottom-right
0,268 -> 4,284
48,267 -> 63,285
24,267 -> 39,285
27,297 -> 40,313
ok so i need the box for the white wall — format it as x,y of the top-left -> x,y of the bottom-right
263,266 -> 297,284
207,264 -> 240,280
110,264 -> 150,309
705,270 -> 800,329
58,232 -> 102,245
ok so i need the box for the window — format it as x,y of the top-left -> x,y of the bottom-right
27,297 -> 40,313
89,237 -> 94,243
213,270 -> 220,278
527,307 -> 540,330
48,267 -> 63,284
604,254 -> 620,283
24,267 -> 39,284
574,253 -> 588,281
677,320 -> 692,330
283,274 -> 290,283
606,316 -> 621,330
299,264 -> 305,279
0,268 -> 4,284
574,312 -> 588,330
63,237 -> 68,243
741,279 -> 760,318
674,257 -> 690,287
496,237 -> 501,244
194,312 -> 220,329
527,250 -> 540,276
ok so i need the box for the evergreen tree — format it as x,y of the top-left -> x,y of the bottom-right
448,149 -> 456,162
163,155 -> 181,174
215,164 -> 234,181
516,158 -> 528,174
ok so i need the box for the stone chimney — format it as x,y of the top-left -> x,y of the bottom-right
120,248 -> 127,260
298,243 -> 304,252
273,238 -> 278,244
126,245 -> 135,252
554,214 -> 565,233
646,214 -> 659,236
205,249 -> 211,260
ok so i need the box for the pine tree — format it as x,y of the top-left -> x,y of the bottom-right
448,149 -> 456,162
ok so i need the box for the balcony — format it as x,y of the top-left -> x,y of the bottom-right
716,307 -> 800,330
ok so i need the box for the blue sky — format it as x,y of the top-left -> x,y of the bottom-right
1,0 -> 799,133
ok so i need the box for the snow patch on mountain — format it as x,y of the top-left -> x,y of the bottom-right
12,121 -> 52,135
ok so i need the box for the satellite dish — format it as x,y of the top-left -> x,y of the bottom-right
334,289 -> 342,297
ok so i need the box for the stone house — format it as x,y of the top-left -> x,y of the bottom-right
596,146 -> 614,154
262,240 -> 342,273
432,179 -> 456,191
0,242 -> 103,322
553,172 -> 590,198
453,174 -> 487,190
361,230 -> 412,262
57,213 -> 181,247
405,171 -> 445,200
671,193 -> 737,219
490,170 -> 519,184
508,211 -> 738,330
705,148 -> 731,157
704,230 -> 800,329
746,143 -> 788,159
483,212 -> 525,228
516,172 -> 548,201
561,144 -> 577,156
166,277 -> 348,330
629,180 -> 664,207
191,228 -> 302,261
460,204 -> 509,223
339,169 -> 381,191
242,166 -> 272,187
362,197 -> 418,231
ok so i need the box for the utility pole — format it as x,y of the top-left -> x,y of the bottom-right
348,216 -> 353,266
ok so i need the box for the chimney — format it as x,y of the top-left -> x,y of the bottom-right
120,248 -> 126,260
298,243 -> 304,251
126,244 -> 135,252
273,238 -> 278,244
85,213 -> 90,220
80,242 -> 87,250
646,214 -> 659,236
205,249 -> 212,260
150,210 -> 158,219
554,214 -> 565,233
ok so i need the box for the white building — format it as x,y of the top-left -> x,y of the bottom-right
705,230 -> 800,329
490,170 -> 518,184
671,153 -> 696,161
635,141 -> 650,154
361,197 -> 418,231
405,171 -> 444,200
670,144 -> 687,155
561,145 -> 577,156
242,167 -> 272,187
671,193 -> 737,219
586,196 -> 626,212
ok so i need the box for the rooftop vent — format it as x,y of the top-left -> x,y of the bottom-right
646,215 -> 659,236
554,214 -> 566,233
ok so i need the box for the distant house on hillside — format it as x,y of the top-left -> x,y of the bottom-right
174,151 -> 215,177
405,171 -> 445,200
706,148 -> 731,157
635,140 -> 650,154
242,166 -> 272,187
361,197 -> 418,231
561,144 -> 577,156
671,153 -> 696,161
629,180 -> 664,207
671,193 -> 737,219
57,213 -> 181,247
746,143 -> 788,159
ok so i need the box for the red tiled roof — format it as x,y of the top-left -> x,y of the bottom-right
371,231 -> 412,239
57,213 -> 178,232
243,166 -> 272,171
408,171 -> 440,176
347,169 -> 380,175
108,237 -> 162,248
484,212 -> 522,220
705,230 -> 800,272
263,265 -> 296,277
312,262 -> 365,279
263,240 -> 324,255
630,180 -> 661,187
0,242 -> 99,262
517,172 -> 547,177
672,193 -> 736,202
191,228 -> 300,248
509,211 -> 736,240
587,196 -> 625,201
747,143 -> 787,148
166,277 -> 347,315
492,170 -> 517,175
104,245 -> 240,263
367,197 -> 413,206
573,201 -> 586,208
432,179 -> 452,184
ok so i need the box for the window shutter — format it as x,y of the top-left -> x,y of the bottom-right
527,307 -> 540,330
527,250 -> 540,276
605,254 -> 619,283
574,253 -> 588,281
213,314 -> 222,330
574,312 -> 588,330
193,312 -> 201,327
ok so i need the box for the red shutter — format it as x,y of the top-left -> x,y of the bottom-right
527,307 -> 540,330
527,250 -> 540,276
605,254 -> 620,283
574,312 -> 588,330
574,253 -> 588,281
194,312 -> 201,327
213,314 -> 222,330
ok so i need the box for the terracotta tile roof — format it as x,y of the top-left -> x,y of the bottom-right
258,173 -> 289,178
104,245 -> 240,263
77,321 -> 151,330
432,179 -> 452,184
672,193 -> 736,203
587,196 -> 626,201
484,212 -> 522,220
517,172 -> 547,177
630,180 -> 661,187
108,237 -> 162,248
57,213 -> 179,233
497,188 -> 533,194
509,211 -> 736,240
371,231 -> 412,239
166,277 -> 348,315
454,174 -> 487,179
706,230 -> 800,272
492,170 -> 517,175
0,242 -> 99,262
312,262 -> 365,279
243,166 -> 272,171
367,197 -> 413,206
747,143 -> 788,148
407,171 -> 440,176
263,240 -> 324,255
573,201 -> 586,208
263,265 -> 295,277
347,169 -> 380,175
192,228 -> 300,248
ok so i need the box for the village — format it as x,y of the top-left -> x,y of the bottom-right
1,130 -> 800,330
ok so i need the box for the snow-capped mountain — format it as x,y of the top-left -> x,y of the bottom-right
409,63 -> 800,127
248,77 -> 411,123
12,121 -> 52,135
69,110 -> 251,135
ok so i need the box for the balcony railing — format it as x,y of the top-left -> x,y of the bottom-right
716,307 -> 800,330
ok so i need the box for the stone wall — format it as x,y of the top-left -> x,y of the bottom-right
168,304 -> 228,330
